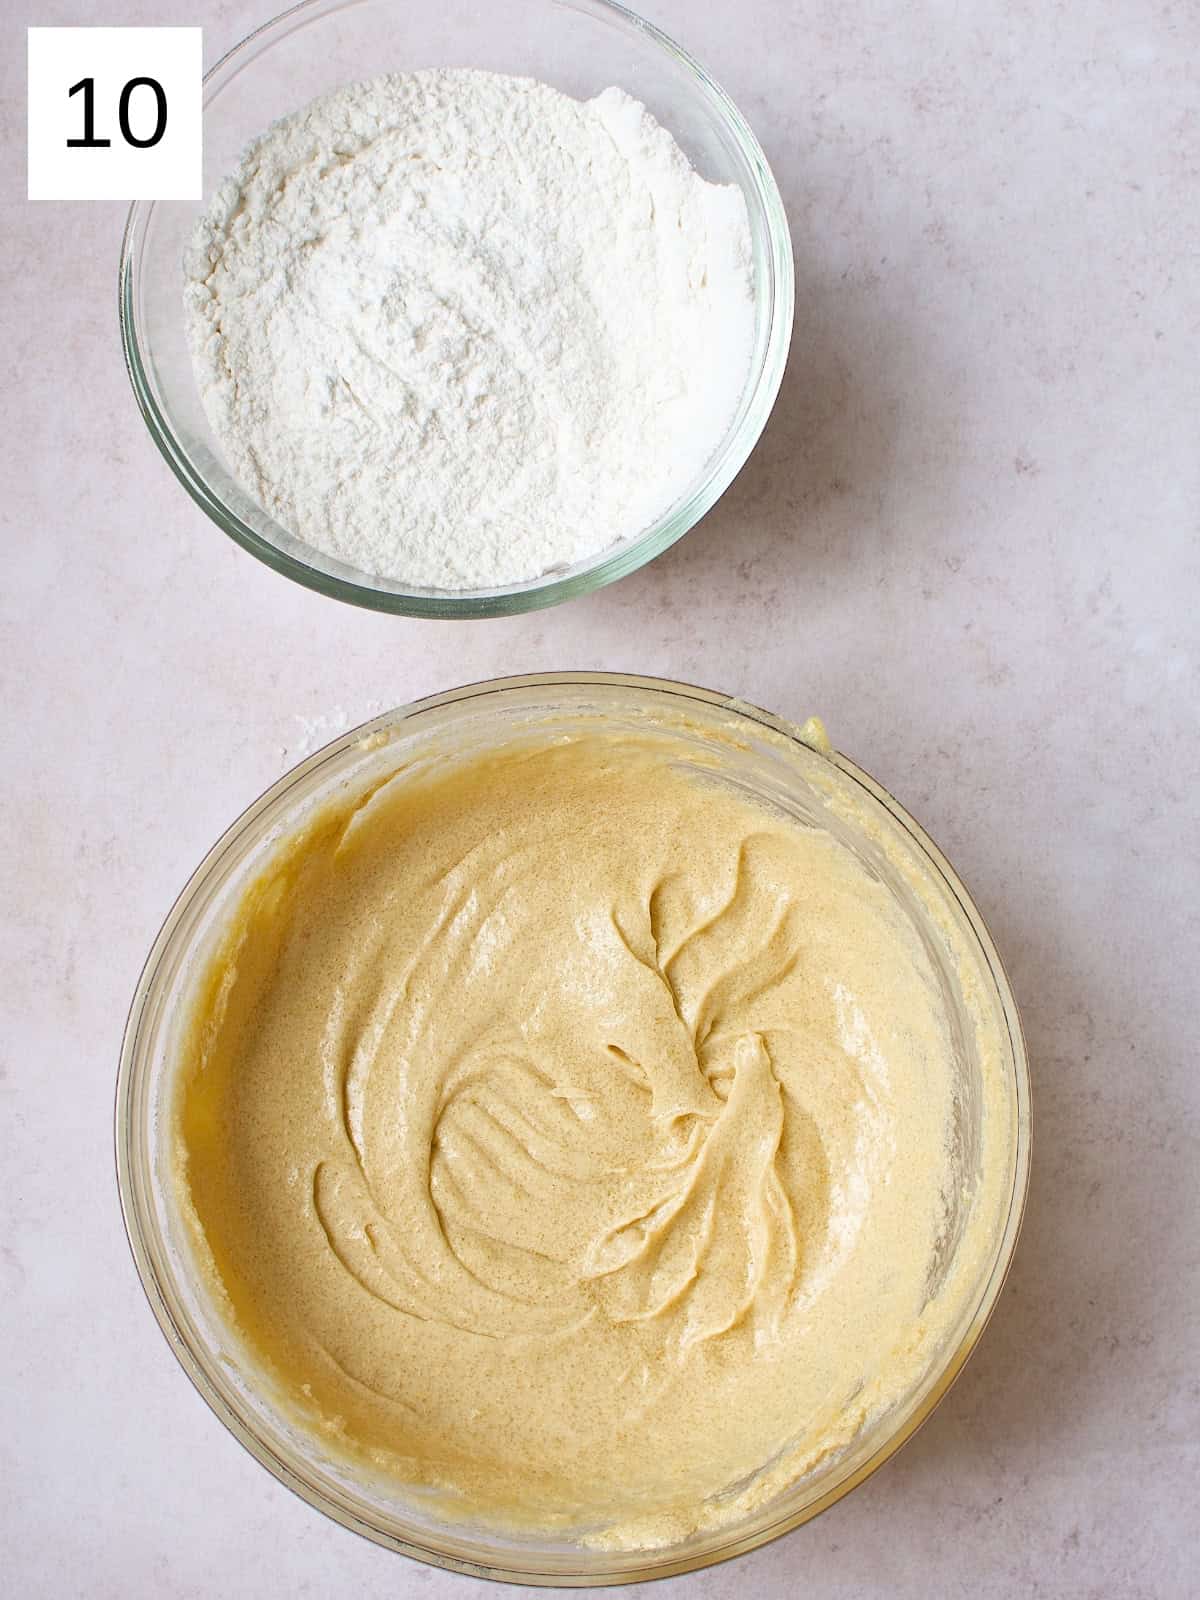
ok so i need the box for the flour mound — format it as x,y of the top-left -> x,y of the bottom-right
184,70 -> 755,592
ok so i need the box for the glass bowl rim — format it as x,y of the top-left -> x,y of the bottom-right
114,670 -> 1032,1587
117,0 -> 796,619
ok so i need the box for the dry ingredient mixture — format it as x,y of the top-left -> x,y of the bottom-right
184,70 -> 755,590
174,727 -> 1007,1548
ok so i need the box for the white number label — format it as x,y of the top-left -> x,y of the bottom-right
28,28 -> 201,201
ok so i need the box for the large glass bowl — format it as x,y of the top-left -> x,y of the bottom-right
115,673 -> 1030,1587
119,0 -> 794,618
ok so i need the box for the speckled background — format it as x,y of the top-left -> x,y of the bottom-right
3,1 -> 1198,1595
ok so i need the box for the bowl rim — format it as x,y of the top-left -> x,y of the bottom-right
114,670 -> 1032,1587
118,0 -> 796,619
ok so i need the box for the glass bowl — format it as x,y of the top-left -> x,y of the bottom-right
118,0 -> 794,618
116,673 -> 1030,1587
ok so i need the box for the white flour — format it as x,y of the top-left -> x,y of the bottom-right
184,70 -> 755,592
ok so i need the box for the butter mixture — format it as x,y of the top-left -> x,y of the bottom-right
175,730 -> 993,1546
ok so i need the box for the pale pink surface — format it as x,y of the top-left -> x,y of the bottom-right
2,1 -> 1197,1595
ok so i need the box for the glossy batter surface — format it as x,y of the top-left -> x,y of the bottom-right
176,733 -> 972,1544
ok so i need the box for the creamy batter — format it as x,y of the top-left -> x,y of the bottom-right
174,730 -> 993,1546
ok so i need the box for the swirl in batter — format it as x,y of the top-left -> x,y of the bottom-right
175,731 -> 983,1544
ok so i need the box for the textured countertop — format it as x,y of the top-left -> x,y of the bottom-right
3,1 -> 1197,1595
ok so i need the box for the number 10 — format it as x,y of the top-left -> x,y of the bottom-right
68,76 -> 167,150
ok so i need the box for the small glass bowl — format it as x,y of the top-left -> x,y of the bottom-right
119,0 -> 794,618
116,673 -> 1030,1587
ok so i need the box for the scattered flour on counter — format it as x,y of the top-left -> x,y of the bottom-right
184,69 -> 755,592
279,701 -> 389,765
